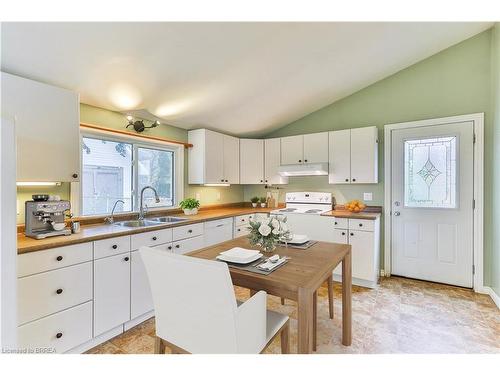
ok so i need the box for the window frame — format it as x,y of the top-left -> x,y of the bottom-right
73,129 -> 184,217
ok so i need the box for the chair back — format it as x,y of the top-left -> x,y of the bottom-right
139,246 -> 239,353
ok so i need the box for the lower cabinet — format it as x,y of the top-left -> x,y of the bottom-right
130,250 -> 154,320
172,235 -> 205,255
18,301 -> 92,353
93,252 -> 131,337
204,218 -> 233,247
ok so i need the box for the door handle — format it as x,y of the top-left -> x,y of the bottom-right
394,211 -> 401,216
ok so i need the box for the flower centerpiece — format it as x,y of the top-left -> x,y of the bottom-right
179,198 -> 200,215
247,216 -> 290,253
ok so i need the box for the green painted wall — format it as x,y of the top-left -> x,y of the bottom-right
490,23 -> 500,296
244,30 -> 493,284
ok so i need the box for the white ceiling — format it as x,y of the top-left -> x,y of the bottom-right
1,22 -> 492,136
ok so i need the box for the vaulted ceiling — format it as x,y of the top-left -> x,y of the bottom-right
1,22 -> 492,136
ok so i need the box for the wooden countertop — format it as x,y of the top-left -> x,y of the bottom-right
17,206 -> 381,254
17,207 -> 274,254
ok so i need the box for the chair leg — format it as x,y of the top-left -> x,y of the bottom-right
154,336 -> 165,354
328,275 -> 334,319
313,291 -> 317,351
280,297 -> 285,305
280,321 -> 290,354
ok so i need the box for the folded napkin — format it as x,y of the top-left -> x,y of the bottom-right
257,257 -> 287,271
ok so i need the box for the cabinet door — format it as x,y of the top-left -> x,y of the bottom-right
240,139 -> 264,184
204,219 -> 233,247
223,135 -> 240,184
350,126 -> 378,183
349,230 -> 375,281
328,129 -> 351,184
204,130 -> 225,184
172,235 -> 205,255
2,72 -> 80,182
280,135 -> 304,165
264,138 -> 288,184
303,132 -> 329,163
130,250 -> 154,319
93,253 -> 131,336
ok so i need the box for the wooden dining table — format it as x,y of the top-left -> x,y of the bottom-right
188,237 -> 352,354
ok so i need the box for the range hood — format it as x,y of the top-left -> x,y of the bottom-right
278,162 -> 329,177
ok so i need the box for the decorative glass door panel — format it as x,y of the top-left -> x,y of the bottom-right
404,136 -> 457,208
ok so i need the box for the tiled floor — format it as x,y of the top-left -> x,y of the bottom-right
86,277 -> 500,354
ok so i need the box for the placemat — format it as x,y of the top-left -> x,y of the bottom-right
215,256 -> 289,275
279,240 -> 318,250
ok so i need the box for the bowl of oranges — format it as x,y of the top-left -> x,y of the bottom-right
345,199 -> 366,213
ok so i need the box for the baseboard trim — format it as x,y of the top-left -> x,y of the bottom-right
477,286 -> 500,309
66,325 -> 124,354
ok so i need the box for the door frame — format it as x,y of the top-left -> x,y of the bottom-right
384,113 -> 484,292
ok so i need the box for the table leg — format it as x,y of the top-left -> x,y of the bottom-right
341,251 -> 352,346
313,291 -> 317,352
328,275 -> 334,319
297,287 -> 314,354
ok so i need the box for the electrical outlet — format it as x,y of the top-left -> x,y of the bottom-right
363,192 -> 373,201
195,193 -> 201,201
216,192 -> 221,201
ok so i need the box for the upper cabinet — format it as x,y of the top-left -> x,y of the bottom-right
1,72 -> 80,182
240,139 -> 264,184
329,126 -> 378,184
264,138 -> 288,185
188,129 -> 240,184
281,132 -> 328,165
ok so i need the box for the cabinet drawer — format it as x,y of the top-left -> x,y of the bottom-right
172,222 -> 204,241
205,217 -> 233,229
131,228 -> 173,249
332,217 -> 348,230
234,214 -> 255,227
18,242 -> 92,277
172,235 -> 205,255
94,235 -> 131,259
18,301 -> 92,353
18,262 -> 92,325
234,226 -> 251,238
349,219 -> 374,232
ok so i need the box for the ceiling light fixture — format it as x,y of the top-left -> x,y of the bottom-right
125,116 -> 160,133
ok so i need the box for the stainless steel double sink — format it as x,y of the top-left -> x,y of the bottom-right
114,216 -> 189,228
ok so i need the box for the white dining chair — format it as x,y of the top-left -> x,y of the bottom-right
139,246 -> 290,354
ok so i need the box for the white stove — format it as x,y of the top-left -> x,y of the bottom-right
271,192 -> 333,215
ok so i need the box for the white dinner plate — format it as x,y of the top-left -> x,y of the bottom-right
285,234 -> 309,245
216,252 -> 263,264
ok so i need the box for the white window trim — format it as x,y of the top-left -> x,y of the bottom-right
71,128 -> 184,217
383,113 -> 484,293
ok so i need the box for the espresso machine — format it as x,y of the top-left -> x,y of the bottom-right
25,199 -> 72,239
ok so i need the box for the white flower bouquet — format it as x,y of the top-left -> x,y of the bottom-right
247,215 -> 290,253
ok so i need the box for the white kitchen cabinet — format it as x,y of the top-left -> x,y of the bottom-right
350,126 -> 378,183
280,133 -> 329,166
18,301 -> 93,353
328,126 -> 378,184
1,72 -> 80,182
264,138 -> 288,185
303,132 -> 329,163
331,217 -> 381,288
240,139 -> 264,184
223,134 -> 240,184
280,135 -> 304,165
328,129 -> 351,183
188,129 -> 240,184
93,252 -> 131,336
130,250 -> 154,320
204,218 -> 233,247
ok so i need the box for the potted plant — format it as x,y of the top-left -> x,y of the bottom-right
250,196 -> 259,208
179,198 -> 200,215
248,216 -> 290,253
260,197 -> 267,208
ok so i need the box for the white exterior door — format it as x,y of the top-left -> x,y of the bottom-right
391,121 -> 474,287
